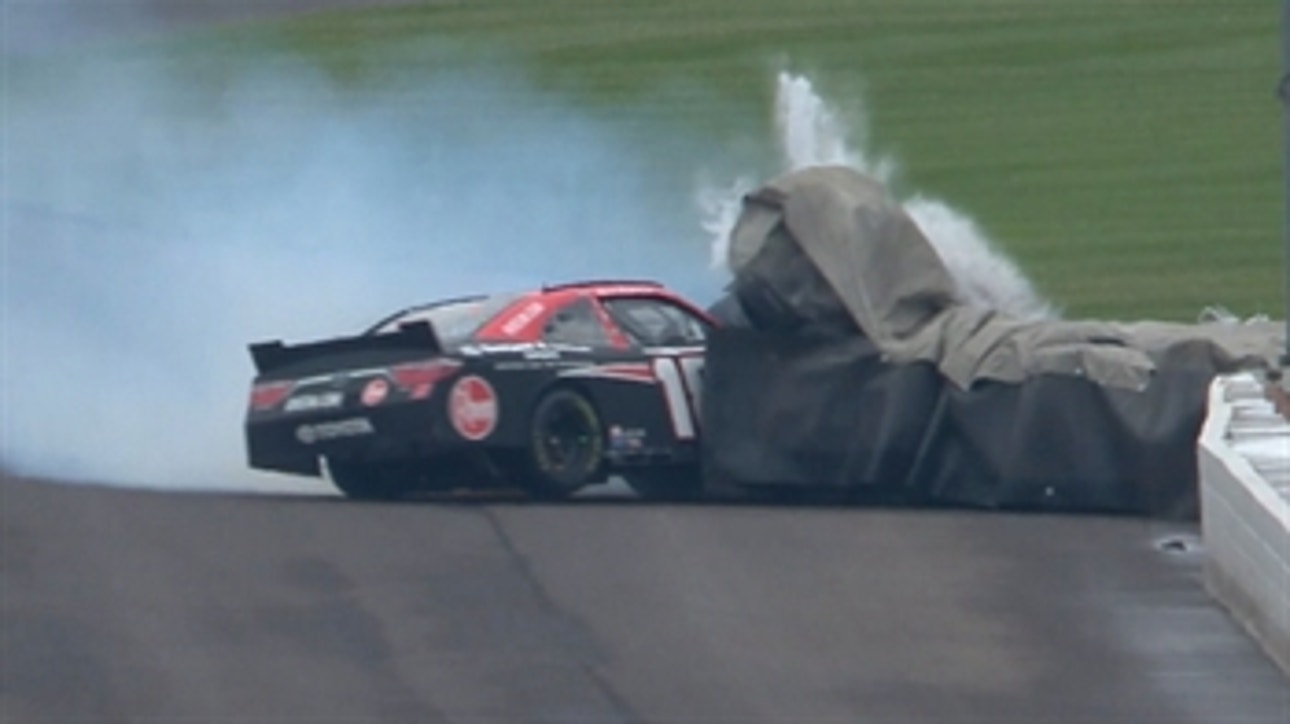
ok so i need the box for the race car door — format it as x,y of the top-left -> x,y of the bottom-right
598,295 -> 710,442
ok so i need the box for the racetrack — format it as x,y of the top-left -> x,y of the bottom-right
3,1 -> 1289,720
3,472 -> 1288,722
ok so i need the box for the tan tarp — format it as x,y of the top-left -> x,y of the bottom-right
727,165 -> 1284,390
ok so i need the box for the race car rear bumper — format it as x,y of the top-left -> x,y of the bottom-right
245,401 -> 445,476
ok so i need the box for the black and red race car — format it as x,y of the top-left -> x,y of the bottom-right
245,280 -> 712,500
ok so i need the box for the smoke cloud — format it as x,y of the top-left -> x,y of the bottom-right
2,37 -> 717,490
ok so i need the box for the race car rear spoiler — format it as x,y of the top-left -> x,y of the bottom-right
249,321 -> 443,375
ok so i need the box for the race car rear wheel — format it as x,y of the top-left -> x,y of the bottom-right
522,387 -> 606,499
326,459 -> 421,501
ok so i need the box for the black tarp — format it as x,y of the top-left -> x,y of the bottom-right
700,167 -> 1284,518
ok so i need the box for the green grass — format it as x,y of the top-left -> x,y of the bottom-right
18,0 -> 1287,320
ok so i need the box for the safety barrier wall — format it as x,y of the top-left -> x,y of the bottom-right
1199,373 -> 1290,676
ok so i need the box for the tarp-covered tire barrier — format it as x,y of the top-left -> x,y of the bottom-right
701,326 -> 940,502
702,166 -> 1285,519
702,324 -> 1217,517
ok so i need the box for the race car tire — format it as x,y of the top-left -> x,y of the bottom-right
326,459 -> 420,501
522,387 -> 606,499
622,467 -> 704,502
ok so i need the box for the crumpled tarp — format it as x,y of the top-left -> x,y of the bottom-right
702,166 -> 1284,517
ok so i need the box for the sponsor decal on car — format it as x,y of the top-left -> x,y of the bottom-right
501,300 -> 547,336
449,375 -> 499,441
493,359 -> 582,372
360,377 -> 389,407
459,341 -> 592,357
559,362 -> 655,384
283,391 -> 344,412
459,342 -> 538,356
609,425 -> 647,451
296,417 -> 375,445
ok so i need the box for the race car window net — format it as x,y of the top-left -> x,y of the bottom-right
542,298 -> 613,347
368,293 -> 523,345
602,298 -> 710,347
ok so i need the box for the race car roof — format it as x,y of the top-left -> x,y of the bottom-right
362,279 -> 691,345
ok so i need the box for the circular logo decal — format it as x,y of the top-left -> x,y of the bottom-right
361,378 -> 389,407
449,375 -> 499,441
295,424 -> 317,445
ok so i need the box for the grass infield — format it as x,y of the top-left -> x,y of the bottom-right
18,0 -> 1286,320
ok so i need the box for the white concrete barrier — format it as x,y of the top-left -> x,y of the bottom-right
1199,372 -> 1290,676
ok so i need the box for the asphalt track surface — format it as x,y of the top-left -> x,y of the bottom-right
5,1 -> 1290,721
3,473 -> 1290,722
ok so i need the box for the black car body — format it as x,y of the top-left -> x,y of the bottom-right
245,280 -> 712,500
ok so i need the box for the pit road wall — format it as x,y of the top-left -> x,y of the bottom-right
1200,372 -> 1290,675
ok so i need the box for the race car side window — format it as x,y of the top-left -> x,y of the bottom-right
542,298 -> 613,347
601,297 -> 710,347
369,293 -> 522,344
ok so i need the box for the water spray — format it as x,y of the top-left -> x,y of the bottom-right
701,72 -> 1054,322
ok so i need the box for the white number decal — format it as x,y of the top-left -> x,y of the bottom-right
652,355 -> 705,440
678,355 -> 704,420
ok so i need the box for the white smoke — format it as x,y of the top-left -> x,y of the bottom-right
701,71 -> 1056,321
1,46 -> 711,490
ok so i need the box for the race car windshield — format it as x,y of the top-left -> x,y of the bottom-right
369,294 -> 523,345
